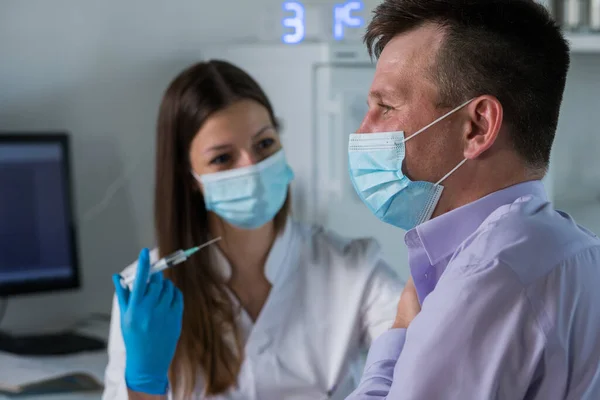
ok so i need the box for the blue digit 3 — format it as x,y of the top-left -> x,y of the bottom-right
282,1 -> 305,44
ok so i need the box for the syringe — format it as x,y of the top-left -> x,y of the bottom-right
119,237 -> 222,288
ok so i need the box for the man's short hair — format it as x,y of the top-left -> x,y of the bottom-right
365,0 -> 570,170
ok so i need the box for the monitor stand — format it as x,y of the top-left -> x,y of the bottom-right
0,330 -> 106,356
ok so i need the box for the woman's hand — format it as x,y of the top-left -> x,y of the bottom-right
112,248 -> 184,395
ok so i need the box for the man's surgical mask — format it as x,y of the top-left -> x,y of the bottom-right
194,149 -> 294,230
348,98 -> 473,231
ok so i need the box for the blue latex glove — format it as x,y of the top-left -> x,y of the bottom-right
112,248 -> 184,395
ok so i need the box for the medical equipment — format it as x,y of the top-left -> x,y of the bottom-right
119,237 -> 222,288
0,133 -> 106,356
195,150 -> 294,229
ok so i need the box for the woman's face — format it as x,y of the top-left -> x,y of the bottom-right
189,99 -> 281,178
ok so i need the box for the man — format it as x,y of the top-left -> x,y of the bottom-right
346,0 -> 600,399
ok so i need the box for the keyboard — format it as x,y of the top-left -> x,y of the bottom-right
0,331 -> 106,355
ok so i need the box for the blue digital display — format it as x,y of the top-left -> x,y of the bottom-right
282,1 -> 305,44
281,1 -> 364,44
333,1 -> 364,40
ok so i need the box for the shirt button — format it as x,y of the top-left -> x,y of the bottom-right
425,266 -> 435,281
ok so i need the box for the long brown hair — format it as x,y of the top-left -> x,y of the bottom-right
154,60 -> 289,397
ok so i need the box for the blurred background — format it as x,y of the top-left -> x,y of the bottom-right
0,0 -> 598,397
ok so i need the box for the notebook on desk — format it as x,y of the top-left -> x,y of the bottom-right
0,353 -> 103,396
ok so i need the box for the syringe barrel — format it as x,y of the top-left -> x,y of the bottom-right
119,249 -> 187,288
160,250 -> 187,268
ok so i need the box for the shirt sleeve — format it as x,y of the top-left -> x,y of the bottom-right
360,258 -> 404,345
347,259 -> 546,399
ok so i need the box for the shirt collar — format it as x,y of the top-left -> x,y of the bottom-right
210,217 -> 294,285
411,180 -> 548,266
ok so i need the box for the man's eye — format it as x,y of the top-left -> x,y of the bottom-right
379,103 -> 393,114
210,154 -> 231,165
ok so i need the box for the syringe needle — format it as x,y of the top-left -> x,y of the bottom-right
184,236 -> 222,258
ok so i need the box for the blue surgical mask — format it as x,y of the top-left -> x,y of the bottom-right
348,99 -> 473,231
194,149 -> 294,230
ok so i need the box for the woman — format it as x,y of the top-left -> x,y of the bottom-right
102,60 -> 403,400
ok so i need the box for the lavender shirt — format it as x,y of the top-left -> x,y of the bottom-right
347,181 -> 600,399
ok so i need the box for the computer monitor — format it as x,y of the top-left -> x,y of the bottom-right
0,133 -> 105,355
0,133 -> 80,296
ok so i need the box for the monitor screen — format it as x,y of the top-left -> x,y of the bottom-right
0,134 -> 79,296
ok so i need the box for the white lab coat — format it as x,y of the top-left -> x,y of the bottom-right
102,219 -> 403,400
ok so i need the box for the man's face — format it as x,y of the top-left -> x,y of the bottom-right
357,24 -> 466,184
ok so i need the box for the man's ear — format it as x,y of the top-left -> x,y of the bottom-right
463,95 -> 503,160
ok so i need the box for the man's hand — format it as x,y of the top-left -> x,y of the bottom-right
392,276 -> 421,329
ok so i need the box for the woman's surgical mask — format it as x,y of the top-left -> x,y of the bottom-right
193,149 -> 294,230
348,99 -> 473,231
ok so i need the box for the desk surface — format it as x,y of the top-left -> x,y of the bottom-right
0,350 -> 108,400
0,320 -> 109,400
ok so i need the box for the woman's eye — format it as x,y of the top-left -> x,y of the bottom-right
256,138 -> 275,150
210,153 -> 231,165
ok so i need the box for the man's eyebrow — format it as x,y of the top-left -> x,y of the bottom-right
368,90 -> 384,101
369,85 -> 407,104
